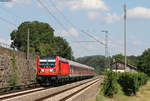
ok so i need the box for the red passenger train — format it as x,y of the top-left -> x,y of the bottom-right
36,56 -> 95,85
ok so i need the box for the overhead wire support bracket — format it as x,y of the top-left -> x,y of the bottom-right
81,30 -> 105,46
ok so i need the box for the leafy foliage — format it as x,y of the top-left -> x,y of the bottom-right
112,54 -> 138,66
137,48 -> 150,76
53,37 -> 74,60
10,21 -> 74,59
101,71 -> 149,97
9,52 -> 19,86
118,72 -> 149,96
77,55 -> 106,74
102,70 -> 118,98
112,54 -> 124,61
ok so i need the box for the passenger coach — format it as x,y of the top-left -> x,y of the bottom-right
36,56 -> 95,85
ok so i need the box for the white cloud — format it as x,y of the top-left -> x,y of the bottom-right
99,7 -> 150,23
98,7 -> 150,23
129,35 -> 141,46
4,0 -> 32,8
5,2 -> 13,8
132,40 -> 142,46
68,27 -> 79,37
88,11 -> 100,20
104,13 -> 121,24
55,28 -> 80,37
13,0 -> 31,3
0,38 -> 11,48
67,0 -> 108,11
128,7 -> 150,19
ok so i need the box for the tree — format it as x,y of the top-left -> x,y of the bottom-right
128,55 -> 139,67
137,48 -> 150,76
11,21 -> 54,52
112,54 -> 138,66
112,54 -> 124,61
77,55 -> 106,74
53,36 -> 74,60
10,21 -> 74,59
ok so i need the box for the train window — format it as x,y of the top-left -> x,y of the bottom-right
40,62 -> 55,68
70,66 -> 72,72
70,65 -> 74,73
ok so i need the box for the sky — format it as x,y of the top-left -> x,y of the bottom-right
0,0 -> 150,57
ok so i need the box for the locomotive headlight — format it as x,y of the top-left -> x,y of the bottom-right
40,69 -> 45,72
50,69 -> 56,72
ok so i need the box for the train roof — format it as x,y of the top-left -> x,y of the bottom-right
58,56 -> 95,70
39,56 -> 95,70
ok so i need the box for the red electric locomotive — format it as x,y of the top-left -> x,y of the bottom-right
36,56 -> 95,85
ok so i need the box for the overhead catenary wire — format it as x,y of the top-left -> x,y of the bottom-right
0,6 -> 23,20
47,0 -> 92,41
51,0 -> 118,66
37,0 -> 83,55
56,0 -> 106,55
37,0 -> 83,56
81,30 -> 105,46
38,0 -> 95,56
49,0 -> 105,46
49,0 -> 79,30
0,16 -> 17,28
37,0 -> 68,31
55,0 -> 102,38
0,6 -> 27,29
37,0 -> 106,56
70,41 -> 97,43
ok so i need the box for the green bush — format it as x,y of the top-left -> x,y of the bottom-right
9,52 -> 19,86
101,71 -> 149,98
137,73 -> 149,86
102,70 -> 118,98
9,72 -> 18,86
118,72 -> 149,96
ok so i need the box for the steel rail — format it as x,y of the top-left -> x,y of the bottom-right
59,80 -> 99,101
1,76 -> 103,101
36,78 -> 101,101
0,82 -> 40,95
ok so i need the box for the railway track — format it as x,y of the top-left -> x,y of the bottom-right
39,78 -> 100,101
0,76 -> 103,101
0,82 -> 40,95
0,87 -> 46,100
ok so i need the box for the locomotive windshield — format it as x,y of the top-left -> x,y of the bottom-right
39,60 -> 55,68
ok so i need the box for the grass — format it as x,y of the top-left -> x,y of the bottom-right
94,81 -> 150,101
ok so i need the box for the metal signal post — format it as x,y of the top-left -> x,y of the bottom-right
102,30 -> 109,69
27,28 -> 30,61
124,4 -> 127,70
